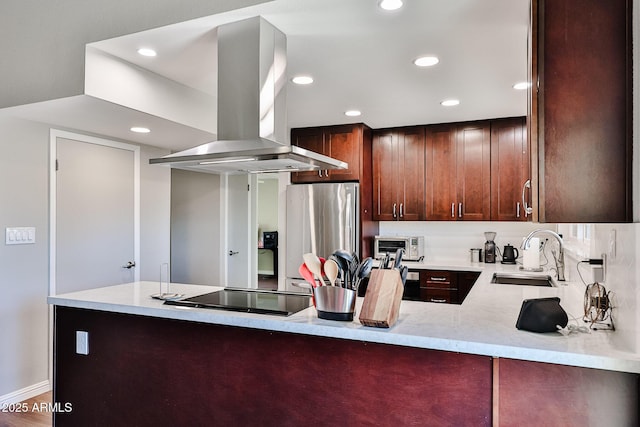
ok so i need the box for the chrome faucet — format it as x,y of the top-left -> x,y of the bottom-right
521,229 -> 565,281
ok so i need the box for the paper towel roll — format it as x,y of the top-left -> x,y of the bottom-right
523,237 -> 540,269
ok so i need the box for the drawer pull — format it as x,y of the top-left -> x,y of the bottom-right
430,298 -> 447,303
429,277 -> 448,281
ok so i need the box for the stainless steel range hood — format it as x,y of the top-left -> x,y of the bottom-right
150,17 -> 347,174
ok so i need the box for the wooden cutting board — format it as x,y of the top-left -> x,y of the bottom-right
359,269 -> 404,328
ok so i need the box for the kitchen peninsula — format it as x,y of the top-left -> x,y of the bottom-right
49,264 -> 639,426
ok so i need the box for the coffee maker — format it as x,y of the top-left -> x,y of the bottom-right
483,231 -> 496,263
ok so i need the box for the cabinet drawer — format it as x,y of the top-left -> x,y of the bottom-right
420,287 -> 455,304
421,270 -> 457,288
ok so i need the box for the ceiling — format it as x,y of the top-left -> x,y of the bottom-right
7,0 -> 530,151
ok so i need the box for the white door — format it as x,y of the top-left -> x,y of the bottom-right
224,174 -> 257,288
51,131 -> 139,295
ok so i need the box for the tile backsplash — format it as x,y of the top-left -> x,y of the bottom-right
380,221 -> 639,353
378,221 -> 543,264
559,223 -> 638,353
586,224 -> 638,353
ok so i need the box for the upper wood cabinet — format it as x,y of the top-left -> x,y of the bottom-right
372,127 -> 426,221
425,124 -> 457,220
290,124 -> 371,183
534,0 -> 632,222
491,117 -> 530,222
456,122 -> 491,221
425,122 -> 491,221
290,127 -> 324,183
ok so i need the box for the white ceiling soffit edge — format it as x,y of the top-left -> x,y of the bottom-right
3,95 -> 216,150
84,45 -> 218,135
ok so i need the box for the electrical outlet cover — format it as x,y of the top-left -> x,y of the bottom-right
76,331 -> 89,355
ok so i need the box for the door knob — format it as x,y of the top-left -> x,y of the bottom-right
229,250 -> 239,256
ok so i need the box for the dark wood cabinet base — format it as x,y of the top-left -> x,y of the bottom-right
54,307 -> 492,426
495,358 -> 639,426
53,306 -> 639,426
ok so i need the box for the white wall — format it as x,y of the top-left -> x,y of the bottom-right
0,116 -> 51,399
170,169 -> 222,286
0,117 -> 172,403
140,145 -> 172,280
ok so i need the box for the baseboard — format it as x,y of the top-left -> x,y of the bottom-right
0,380 -> 51,406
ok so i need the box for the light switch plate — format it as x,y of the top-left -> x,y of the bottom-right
5,227 -> 36,245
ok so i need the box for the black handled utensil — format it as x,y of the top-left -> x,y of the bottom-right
381,252 -> 390,269
393,248 -> 404,270
400,265 -> 408,285
355,257 -> 373,291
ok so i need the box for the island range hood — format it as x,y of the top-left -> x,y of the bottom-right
150,17 -> 347,174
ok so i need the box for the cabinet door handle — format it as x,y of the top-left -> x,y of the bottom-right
517,202 -> 521,218
318,170 -> 323,178
430,298 -> 447,303
393,203 -> 397,218
458,203 -> 462,218
451,203 -> 455,218
399,203 -> 404,218
522,179 -> 533,217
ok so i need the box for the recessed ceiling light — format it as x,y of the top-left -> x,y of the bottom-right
130,127 -> 151,133
413,56 -> 440,67
379,0 -> 403,11
440,99 -> 460,107
137,48 -> 157,57
513,82 -> 530,90
291,75 -> 314,85
345,110 -> 362,117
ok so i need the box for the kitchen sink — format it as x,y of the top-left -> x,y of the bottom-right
491,272 -> 554,287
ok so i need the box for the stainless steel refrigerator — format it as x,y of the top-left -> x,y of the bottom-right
285,182 -> 359,291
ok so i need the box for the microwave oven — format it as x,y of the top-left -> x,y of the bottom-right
374,236 -> 424,261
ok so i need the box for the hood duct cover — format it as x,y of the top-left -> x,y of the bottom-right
150,16 -> 347,174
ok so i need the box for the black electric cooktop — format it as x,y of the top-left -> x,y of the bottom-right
164,288 -> 312,316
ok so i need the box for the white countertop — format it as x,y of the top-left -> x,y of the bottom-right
48,262 -> 640,374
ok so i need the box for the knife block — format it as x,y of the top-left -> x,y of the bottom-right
359,269 -> 404,328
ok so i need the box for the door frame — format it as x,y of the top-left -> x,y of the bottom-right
219,174 -> 258,288
48,129 -> 140,384
49,129 -> 141,295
